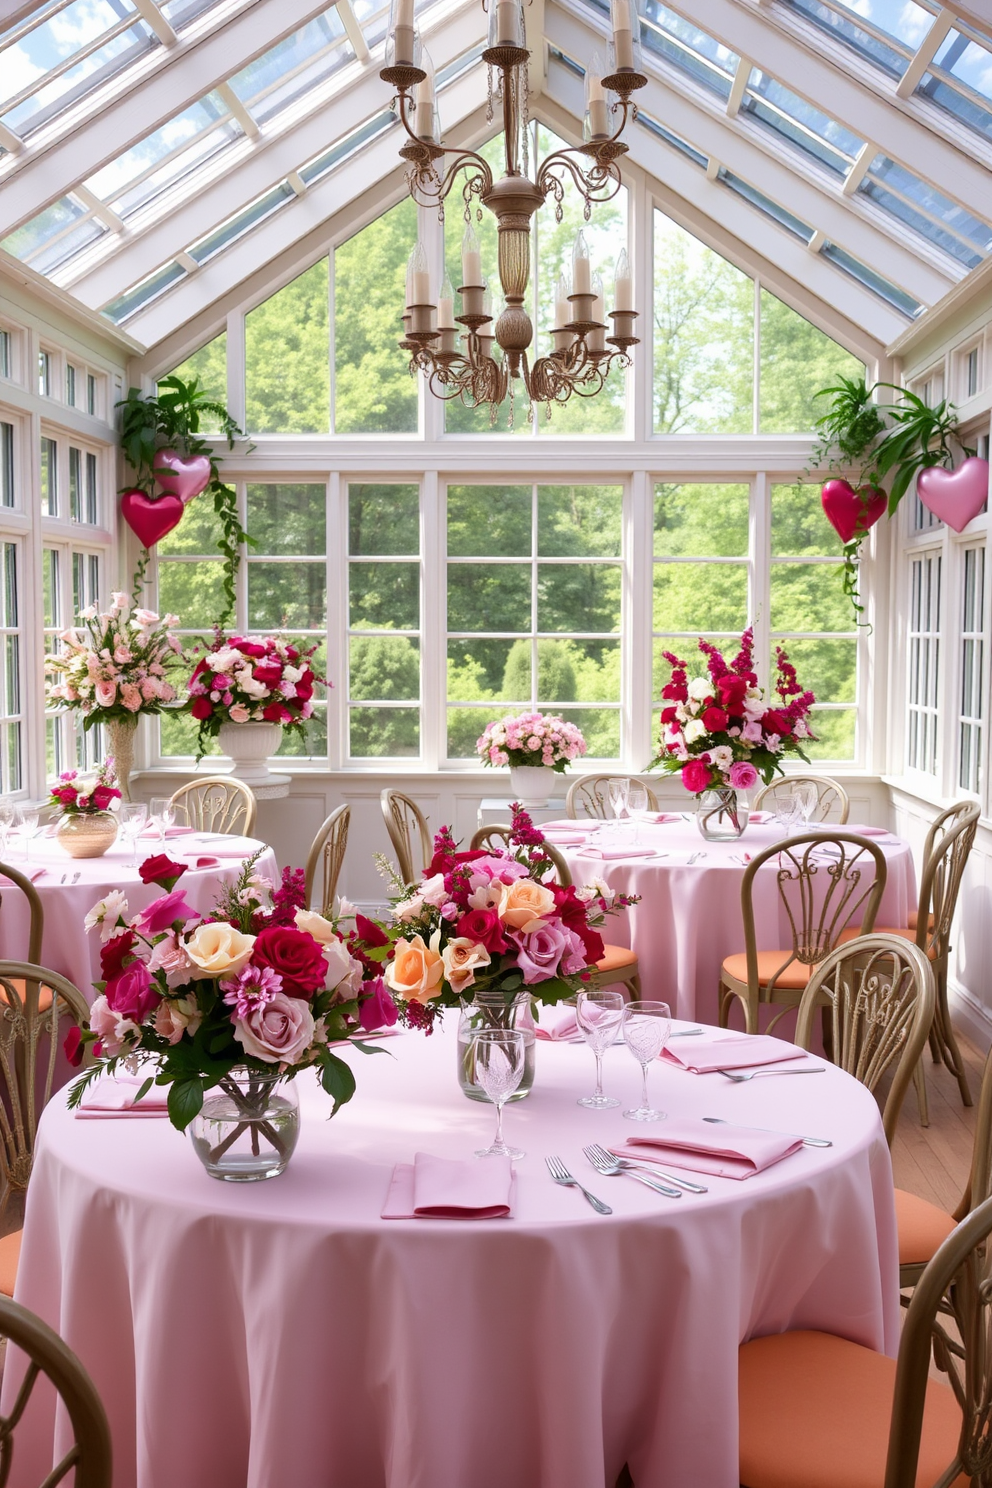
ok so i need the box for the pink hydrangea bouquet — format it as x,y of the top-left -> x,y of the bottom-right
652,627 -> 816,794
477,711 -> 587,771
44,593 -> 183,729
187,629 -> 322,759
378,804 -> 638,1031
64,853 -> 394,1129
48,759 -> 121,816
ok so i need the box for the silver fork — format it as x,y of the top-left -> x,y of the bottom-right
718,1065 -> 825,1083
71,871 -> 81,885
586,1143 -> 708,1194
584,1145 -> 685,1198
686,851 -> 708,865
545,1155 -> 612,1214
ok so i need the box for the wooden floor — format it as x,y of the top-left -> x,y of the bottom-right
890,1026 -> 985,1209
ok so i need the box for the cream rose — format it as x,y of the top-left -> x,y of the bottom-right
294,908 -> 337,945
385,934 -> 444,1005
441,937 -> 490,994
499,878 -> 556,932
184,922 -> 255,978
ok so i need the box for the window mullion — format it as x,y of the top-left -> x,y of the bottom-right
422,470 -> 442,769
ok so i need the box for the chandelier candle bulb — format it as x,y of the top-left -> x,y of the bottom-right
462,224 -> 482,288
614,247 -> 633,311
611,0 -> 635,70
591,273 -> 606,352
438,274 -> 456,330
414,71 -> 435,140
586,57 -> 609,139
573,230 -> 592,295
391,0 -> 416,65
555,273 -> 571,331
496,0 -> 520,45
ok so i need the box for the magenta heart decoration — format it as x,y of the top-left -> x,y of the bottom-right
151,449 -> 211,504
916,458 -> 990,533
120,490 -> 185,548
820,480 -> 887,545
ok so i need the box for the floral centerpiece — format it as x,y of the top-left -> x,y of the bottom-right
65,854 -> 393,1180
48,759 -> 122,859
651,628 -> 815,839
187,630 -> 322,779
477,711 -> 587,808
44,594 -> 184,799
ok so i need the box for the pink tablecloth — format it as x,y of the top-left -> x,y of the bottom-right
560,822 -> 916,1023
5,1023 -> 899,1488
0,833 -> 278,1002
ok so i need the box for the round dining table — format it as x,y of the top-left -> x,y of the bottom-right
4,1021 -> 899,1488
0,830 -> 278,1004
553,818 -> 917,1024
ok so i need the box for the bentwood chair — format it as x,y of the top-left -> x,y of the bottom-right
470,825 -> 641,999
0,862 -> 43,966
0,963 -> 89,1297
753,772 -> 850,823
795,935 -> 935,1149
718,832 -> 887,1037
738,1193 -> 992,1488
381,789 -> 431,887
169,776 -> 256,836
565,774 -> 659,820
304,805 -> 350,916
0,1293 -> 112,1487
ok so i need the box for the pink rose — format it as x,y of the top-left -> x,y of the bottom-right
228,703 -> 251,724
681,759 -> 713,794
741,721 -> 763,743
510,919 -> 571,984
88,994 -> 138,1057
233,991 -> 315,1066
133,889 -> 198,936
94,680 -> 117,707
729,760 -> 759,790
105,963 -> 160,1023
153,996 -> 201,1044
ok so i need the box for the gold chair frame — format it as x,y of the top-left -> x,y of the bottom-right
719,831 -> 887,1036
169,776 -> 257,836
0,863 -> 44,965
304,805 -> 350,916
795,935 -> 935,1148
381,789 -> 431,887
565,774 -> 659,820
753,772 -> 850,823
0,1293 -> 112,1488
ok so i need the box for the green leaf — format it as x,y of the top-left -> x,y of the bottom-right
319,1052 -> 357,1116
167,1078 -> 204,1131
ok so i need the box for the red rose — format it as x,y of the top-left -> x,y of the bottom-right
662,681 -> 687,702
190,696 -> 213,720
455,909 -> 508,955
253,663 -> 283,687
660,706 -> 678,726
138,854 -> 188,889
64,1025 -> 83,1067
252,926 -> 327,999
681,759 -> 713,793
91,785 -> 118,810
716,675 -> 748,711
236,641 -> 267,658
100,929 -> 137,982
355,914 -> 389,948
105,963 -> 160,1023
760,709 -> 792,737
262,702 -> 292,724
701,706 -> 729,733
550,886 -> 605,965
295,673 -> 314,702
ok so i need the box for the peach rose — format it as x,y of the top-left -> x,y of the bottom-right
441,937 -> 491,994
184,922 -> 255,978
153,996 -> 202,1045
499,878 -> 556,932
385,934 -> 444,1005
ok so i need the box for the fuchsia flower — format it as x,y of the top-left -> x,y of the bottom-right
729,760 -> 759,790
133,889 -> 197,936
681,759 -> 713,794
221,963 -> 283,1019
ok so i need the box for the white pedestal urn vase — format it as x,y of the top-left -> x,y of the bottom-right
508,765 -> 558,809
217,721 -> 290,795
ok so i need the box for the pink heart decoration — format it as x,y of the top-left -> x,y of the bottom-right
820,480 -> 887,545
151,449 -> 211,504
916,458 -> 990,533
120,490 -> 184,548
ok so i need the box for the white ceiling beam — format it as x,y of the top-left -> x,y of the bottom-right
638,0 -> 992,220
215,80 -> 261,139
63,2 -> 485,308
337,0 -> 370,64
129,0 -> 179,47
842,140 -> 875,197
896,8 -> 955,100
0,0 -> 338,237
726,54 -> 751,118
0,122 -> 22,153
547,6 -> 957,306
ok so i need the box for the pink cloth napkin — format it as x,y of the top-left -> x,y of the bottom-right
647,813 -> 681,824
661,1034 -> 810,1074
535,1010 -> 579,1041
615,1121 -> 802,1180
0,868 -> 45,884
140,824 -> 196,838
846,825 -> 889,837
382,1152 -> 514,1219
577,846 -> 657,861
188,840 -> 254,858
190,855 -> 221,869
542,830 -> 591,846
76,1074 -> 169,1118
748,811 -> 772,823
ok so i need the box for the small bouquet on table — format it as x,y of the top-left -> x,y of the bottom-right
477,711 -> 587,809
375,804 -> 638,1100
187,630 -> 322,780
651,627 -> 816,841
65,855 -> 397,1181
48,759 -> 122,859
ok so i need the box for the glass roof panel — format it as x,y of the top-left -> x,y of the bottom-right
741,70 -> 863,175
636,108 -> 708,167
932,27 -> 992,102
640,0 -> 738,99
228,9 -> 352,127
820,241 -> 922,316
187,181 -> 296,263
160,0 -> 235,28
810,0 -> 934,49
1,193 -> 107,275
717,168 -> 814,240
783,0 -> 908,75
860,154 -> 991,267
917,72 -> 992,140
102,260 -> 188,323
84,94 -> 241,218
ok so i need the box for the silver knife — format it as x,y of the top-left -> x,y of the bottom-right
702,1116 -> 832,1148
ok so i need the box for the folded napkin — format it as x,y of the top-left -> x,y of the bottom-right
644,812 -> 680,824
76,1073 -> 169,1118
748,811 -> 772,823
661,1033 -> 809,1074
0,867 -> 45,884
382,1152 -> 514,1219
578,846 -> 657,861
534,1009 -> 579,1041
189,840 -> 254,858
190,855 -> 221,869
140,824 -> 196,838
615,1120 -> 802,1180
846,825 -> 889,837
542,830 -> 591,845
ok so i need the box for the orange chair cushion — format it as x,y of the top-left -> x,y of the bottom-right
894,1187 -> 956,1267
739,1330 -> 966,1488
0,1228 -> 21,1297
907,908 -> 935,931
594,944 -> 638,975
721,951 -> 813,991
837,926 -> 938,959
0,980 -> 52,1011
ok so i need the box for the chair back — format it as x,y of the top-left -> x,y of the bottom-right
170,776 -> 256,836
753,773 -> 850,823
0,1293 -> 112,1487
739,832 -> 887,1001
469,826 -> 572,887
565,775 -> 659,820
0,963 -> 88,1199
922,798 -> 980,869
304,805 -> 350,916
0,862 -> 43,964
795,935 -> 935,1147
952,1039 -> 992,1223
381,789 -> 431,886
915,802 -> 979,965
886,1192 -> 992,1488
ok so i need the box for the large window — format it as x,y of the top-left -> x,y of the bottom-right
958,545 -> 985,795
348,484 -> 421,758
0,542 -> 22,794
908,551 -> 942,776
652,482 -> 749,691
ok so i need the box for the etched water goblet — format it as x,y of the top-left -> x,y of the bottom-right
576,990 -> 624,1109
473,1028 -> 527,1159
622,999 -> 671,1122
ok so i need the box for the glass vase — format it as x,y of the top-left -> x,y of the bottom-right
106,717 -> 137,803
188,1066 -> 300,1181
457,989 -> 536,1102
55,809 -> 118,858
696,787 -> 750,841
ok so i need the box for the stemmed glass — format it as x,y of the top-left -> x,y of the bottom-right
119,802 -> 148,867
772,791 -> 803,834
626,780 -> 651,844
149,796 -> 176,847
622,1000 -> 671,1122
0,798 -> 14,858
608,777 -> 630,823
794,781 -> 819,827
576,989 -> 624,1109
16,803 -> 40,862
473,1029 -> 528,1159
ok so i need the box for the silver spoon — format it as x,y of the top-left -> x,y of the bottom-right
702,1116 -> 832,1148
717,1065 -> 825,1082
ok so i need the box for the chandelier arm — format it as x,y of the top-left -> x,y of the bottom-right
536,149 -> 624,208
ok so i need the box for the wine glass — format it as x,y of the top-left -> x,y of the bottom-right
576,989 -> 624,1109
794,781 -> 820,827
626,780 -> 651,844
149,796 -> 175,846
0,797 -> 14,858
16,803 -> 39,862
608,777 -> 630,822
772,790 -> 803,834
119,802 -> 148,867
622,1000 -> 671,1122
473,1029 -> 528,1159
